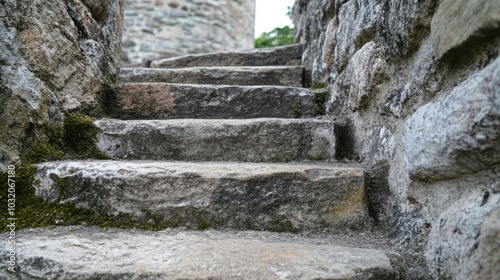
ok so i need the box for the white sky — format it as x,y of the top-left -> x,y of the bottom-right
255,0 -> 295,37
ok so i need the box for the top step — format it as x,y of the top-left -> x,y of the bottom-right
150,44 -> 303,68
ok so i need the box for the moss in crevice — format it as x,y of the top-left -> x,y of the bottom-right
311,83 -> 326,90
268,219 -> 300,233
24,142 -> 65,164
99,83 -> 118,118
0,165 -> 172,232
22,113 -> 109,164
63,113 -> 108,159
0,165 -> 95,231
313,90 -> 328,115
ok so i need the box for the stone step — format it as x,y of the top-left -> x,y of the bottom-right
1,227 -> 395,279
150,44 -> 303,68
95,118 -> 335,162
118,66 -> 304,87
106,83 -> 318,119
33,161 -> 368,232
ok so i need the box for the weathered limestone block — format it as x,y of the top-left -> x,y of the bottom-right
378,0 -> 437,57
431,0 -> 500,59
347,42 -> 387,111
107,83 -> 317,119
333,0 -> 381,72
427,189 -> 500,279
404,58 -> 500,181
95,118 -> 336,162
33,161 -> 367,232
119,66 -> 304,87
0,0 -> 124,169
0,227 -> 395,279
292,0 -> 336,85
326,42 -> 387,116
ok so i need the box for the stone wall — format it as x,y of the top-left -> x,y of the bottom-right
293,0 -> 500,279
0,0 -> 125,170
121,0 -> 256,65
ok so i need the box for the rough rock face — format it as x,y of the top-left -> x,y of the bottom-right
293,0 -> 500,278
427,189 -> 500,280
404,58 -> 500,181
0,0 -> 125,170
33,161 -> 368,232
431,0 -> 500,59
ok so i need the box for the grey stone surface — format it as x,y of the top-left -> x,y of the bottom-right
326,41 -> 387,115
0,227 -> 395,279
95,118 -> 336,162
107,83 -> 317,119
404,58 -> 500,181
33,160 -> 368,232
0,0 -> 124,170
378,0 -> 437,58
333,0 -> 381,72
427,189 -> 500,280
293,1 -> 500,278
150,44 -> 303,68
118,66 -> 304,87
431,0 -> 500,59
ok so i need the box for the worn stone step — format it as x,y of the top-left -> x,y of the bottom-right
118,66 -> 304,87
106,83 -> 318,119
0,227 -> 395,279
95,118 -> 335,162
150,44 -> 303,68
33,161 -> 367,232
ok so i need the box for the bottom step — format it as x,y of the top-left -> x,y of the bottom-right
33,161 -> 368,232
1,227 -> 396,279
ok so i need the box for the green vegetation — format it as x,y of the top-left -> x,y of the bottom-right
311,83 -> 328,115
255,26 -> 295,48
255,6 -> 295,48
63,114 -> 108,159
23,113 -> 108,164
0,113 -> 118,232
0,165 -> 172,232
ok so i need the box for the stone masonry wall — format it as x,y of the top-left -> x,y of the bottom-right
293,0 -> 500,279
121,0 -> 256,65
0,0 -> 125,170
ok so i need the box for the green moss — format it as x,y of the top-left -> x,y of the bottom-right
197,220 -> 211,230
313,90 -> 328,115
64,114 -> 98,157
98,83 -> 117,118
0,165 -> 93,230
24,142 -> 64,164
22,113 -> 109,164
311,83 -> 326,90
0,165 -> 173,232
268,220 -> 300,233
290,104 -> 302,118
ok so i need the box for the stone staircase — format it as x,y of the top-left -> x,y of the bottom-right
8,45 -> 397,279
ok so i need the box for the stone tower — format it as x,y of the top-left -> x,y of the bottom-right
121,0 -> 256,65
